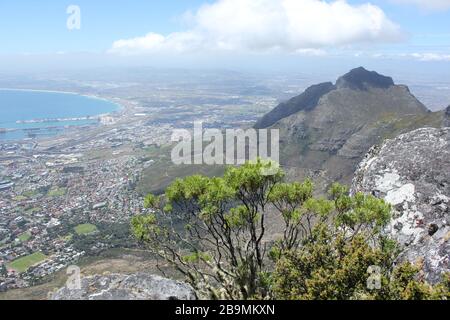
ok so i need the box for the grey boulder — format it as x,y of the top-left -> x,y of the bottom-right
352,127 -> 450,283
51,273 -> 196,300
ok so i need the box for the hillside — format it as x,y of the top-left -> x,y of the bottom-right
256,67 -> 448,188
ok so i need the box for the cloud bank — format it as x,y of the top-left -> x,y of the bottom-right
408,53 -> 450,61
109,0 -> 404,55
369,52 -> 450,62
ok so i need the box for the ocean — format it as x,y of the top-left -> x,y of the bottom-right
0,89 -> 119,141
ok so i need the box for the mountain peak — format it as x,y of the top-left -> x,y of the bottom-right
255,67 -> 427,130
336,67 -> 394,90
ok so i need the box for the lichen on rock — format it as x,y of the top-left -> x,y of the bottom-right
352,127 -> 450,283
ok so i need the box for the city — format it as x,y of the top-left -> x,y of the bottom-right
0,73 -> 277,291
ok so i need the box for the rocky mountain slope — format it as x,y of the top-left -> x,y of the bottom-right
51,273 -> 196,300
256,67 -> 447,188
352,128 -> 449,283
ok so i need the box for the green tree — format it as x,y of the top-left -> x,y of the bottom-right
133,160 -> 284,299
132,160 -> 448,300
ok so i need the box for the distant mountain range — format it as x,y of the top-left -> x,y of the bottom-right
256,67 -> 449,189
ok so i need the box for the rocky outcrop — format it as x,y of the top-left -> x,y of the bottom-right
352,127 -> 450,283
51,273 -> 196,300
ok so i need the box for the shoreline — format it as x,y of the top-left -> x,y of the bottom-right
0,87 -> 124,112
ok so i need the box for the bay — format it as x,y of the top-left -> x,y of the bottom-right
0,89 -> 119,140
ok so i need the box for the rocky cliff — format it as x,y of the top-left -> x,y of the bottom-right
51,273 -> 196,300
352,127 -> 449,283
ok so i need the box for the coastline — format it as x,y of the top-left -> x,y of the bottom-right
0,87 -> 124,112
0,88 -> 127,142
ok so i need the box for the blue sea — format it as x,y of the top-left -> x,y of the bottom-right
0,89 -> 119,141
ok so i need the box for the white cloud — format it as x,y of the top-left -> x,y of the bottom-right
110,32 -> 203,55
295,48 -> 328,56
369,52 -> 450,61
391,0 -> 450,11
408,53 -> 450,61
109,0 -> 403,55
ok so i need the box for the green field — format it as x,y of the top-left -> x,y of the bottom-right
47,187 -> 67,198
74,223 -> 98,235
13,195 -> 28,202
7,252 -> 47,273
18,232 -> 31,242
22,189 -> 40,198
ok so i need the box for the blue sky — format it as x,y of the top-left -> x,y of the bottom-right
0,0 -> 449,70
0,0 -> 207,54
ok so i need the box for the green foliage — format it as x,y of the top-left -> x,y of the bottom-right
272,227 -> 449,300
131,161 -> 447,300
268,180 -> 314,212
334,192 -> 392,235
131,214 -> 160,242
143,194 -> 159,209
182,252 -> 212,264
389,263 -> 449,300
225,206 -> 252,228
272,226 -> 390,300
303,198 -> 334,218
